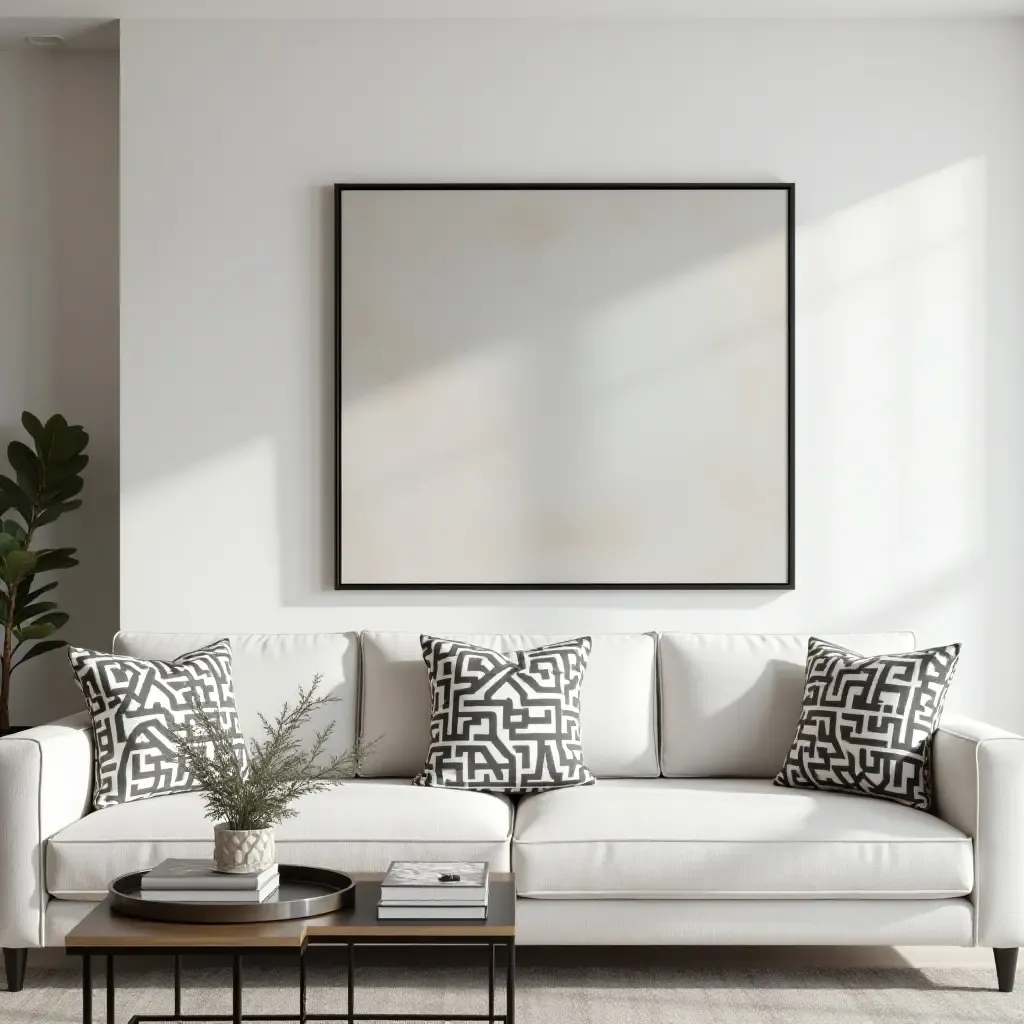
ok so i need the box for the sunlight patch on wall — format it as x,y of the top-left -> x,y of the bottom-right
798,159 -> 985,631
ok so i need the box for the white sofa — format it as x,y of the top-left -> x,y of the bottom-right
2,630 -> 1023,994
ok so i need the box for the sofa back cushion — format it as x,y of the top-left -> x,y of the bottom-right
360,632 -> 659,779
113,632 -> 360,760
659,632 -> 917,778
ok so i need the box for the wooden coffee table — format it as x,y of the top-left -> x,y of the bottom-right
65,872 -> 516,1024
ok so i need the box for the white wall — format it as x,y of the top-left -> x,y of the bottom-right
0,48 -> 118,725
119,19 -> 1024,728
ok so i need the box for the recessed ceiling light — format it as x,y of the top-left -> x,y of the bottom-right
26,34 -> 66,48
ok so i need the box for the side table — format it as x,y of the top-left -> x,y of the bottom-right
65,872 -> 516,1024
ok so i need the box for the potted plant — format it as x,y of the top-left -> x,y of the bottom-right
0,413 -> 89,735
176,674 -> 373,873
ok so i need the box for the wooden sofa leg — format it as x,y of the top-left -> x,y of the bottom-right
994,948 -> 1018,993
3,947 -> 27,992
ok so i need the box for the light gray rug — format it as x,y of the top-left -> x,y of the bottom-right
2,960 -> 1021,1024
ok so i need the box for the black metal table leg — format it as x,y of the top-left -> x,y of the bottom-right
347,944 -> 354,1024
488,944 -> 495,1024
174,955 -> 182,1019
78,936 -> 513,1024
82,955 -> 92,1024
232,955 -> 242,1024
106,956 -> 115,1024
506,941 -> 515,1024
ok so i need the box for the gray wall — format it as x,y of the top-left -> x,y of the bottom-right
0,49 -> 118,724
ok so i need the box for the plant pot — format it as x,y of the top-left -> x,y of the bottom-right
213,823 -> 276,874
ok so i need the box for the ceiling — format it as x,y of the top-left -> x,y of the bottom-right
0,18 -> 115,48
0,0 -> 1023,21
0,0 -> 1021,48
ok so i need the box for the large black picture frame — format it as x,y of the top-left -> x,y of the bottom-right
334,182 -> 795,591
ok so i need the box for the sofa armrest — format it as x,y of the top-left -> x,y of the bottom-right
0,712 -> 93,947
933,713 -> 1024,948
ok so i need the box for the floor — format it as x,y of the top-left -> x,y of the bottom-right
2,951 -> 1019,1024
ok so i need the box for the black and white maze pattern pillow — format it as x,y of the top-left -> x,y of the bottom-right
774,637 -> 960,810
414,636 -> 596,794
68,639 -> 247,809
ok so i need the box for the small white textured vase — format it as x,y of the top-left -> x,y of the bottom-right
213,823 -> 276,873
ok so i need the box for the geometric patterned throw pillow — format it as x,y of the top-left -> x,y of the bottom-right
774,637 -> 960,811
413,635 -> 596,795
67,639 -> 247,810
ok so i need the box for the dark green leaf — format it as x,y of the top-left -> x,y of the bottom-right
26,610 -> 69,631
2,519 -> 25,541
33,500 -> 83,528
7,441 -> 41,499
14,600 -> 58,623
0,474 -> 33,521
70,427 -> 89,457
51,424 -> 89,463
41,476 -> 84,504
3,549 -> 38,582
43,453 -> 88,483
21,412 -> 46,447
0,473 -> 26,496
31,415 -> 62,478
16,621 -> 57,641
0,533 -> 19,558
38,415 -> 86,465
32,548 -> 78,574
22,579 -> 58,603
40,415 -> 67,463
12,638 -> 67,668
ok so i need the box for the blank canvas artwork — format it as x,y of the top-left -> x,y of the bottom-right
335,185 -> 793,588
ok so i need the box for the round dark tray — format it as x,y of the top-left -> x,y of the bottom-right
110,865 -> 355,924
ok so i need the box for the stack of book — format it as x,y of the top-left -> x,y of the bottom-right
378,861 -> 488,919
140,858 -> 280,903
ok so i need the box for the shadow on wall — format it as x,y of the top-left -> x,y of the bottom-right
0,51 -> 119,725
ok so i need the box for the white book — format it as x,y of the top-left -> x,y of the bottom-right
380,861 -> 488,903
142,859 -> 278,891
141,878 -> 280,903
377,903 -> 487,920
378,890 -> 487,905
378,893 -> 488,907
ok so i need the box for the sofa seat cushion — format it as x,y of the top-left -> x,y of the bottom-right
512,779 -> 972,900
47,781 -> 512,900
